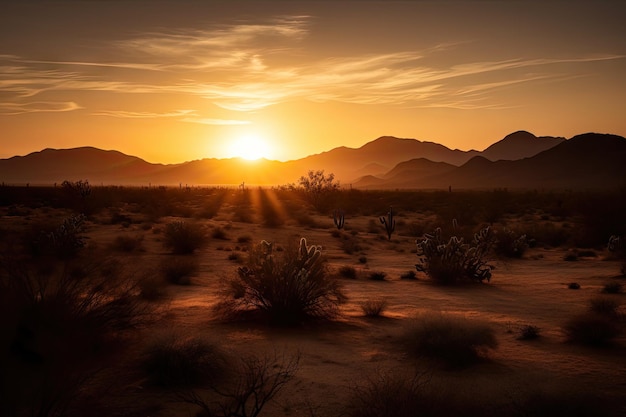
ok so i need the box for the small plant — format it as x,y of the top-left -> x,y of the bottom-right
494,228 -> 528,258
211,226 -> 229,240
415,226 -> 494,284
568,282 -> 581,290
368,271 -> 387,281
400,270 -> 417,280
228,252 -> 243,262
358,256 -> 367,264
602,281 -> 623,294
360,298 -> 388,317
563,312 -> 620,346
237,234 -> 252,244
333,208 -> 345,230
161,256 -> 198,285
220,238 -> 346,325
111,234 -> 144,252
338,265 -> 357,279
379,206 -> 396,240
141,331 -> 229,388
517,324 -> 541,340
589,296 -> 620,316
163,220 -> 206,254
401,313 -> 498,368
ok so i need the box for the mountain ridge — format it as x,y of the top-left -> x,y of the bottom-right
1,131 -> 623,189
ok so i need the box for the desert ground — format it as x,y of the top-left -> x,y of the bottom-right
1,185 -> 625,417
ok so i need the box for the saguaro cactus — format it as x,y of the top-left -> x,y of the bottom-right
333,209 -> 345,230
379,206 -> 396,240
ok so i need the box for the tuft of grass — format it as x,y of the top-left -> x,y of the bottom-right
161,256 -> 198,285
338,265 -> 357,279
563,312 -> 620,346
568,282 -> 581,290
401,313 -> 498,368
517,324 -> 541,340
589,296 -> 620,316
110,234 -> 144,252
601,281 -> 622,294
360,298 -> 388,317
368,271 -> 387,281
211,226 -> 229,240
141,331 -> 229,388
400,270 -> 417,280
163,221 -> 206,254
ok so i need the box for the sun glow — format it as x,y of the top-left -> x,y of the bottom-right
229,133 -> 271,160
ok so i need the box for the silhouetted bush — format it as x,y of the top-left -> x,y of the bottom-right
361,298 -> 388,317
400,270 -> 417,280
110,234 -> 144,252
219,238 -> 346,325
163,220 -> 206,254
141,331 -> 229,388
563,313 -> 620,346
494,228 -> 528,258
602,281 -> 623,294
568,282 -> 581,290
338,265 -> 357,279
517,324 -> 541,340
401,313 -> 498,368
368,271 -> 387,281
589,296 -> 620,317
416,226 -> 494,284
161,256 -> 198,285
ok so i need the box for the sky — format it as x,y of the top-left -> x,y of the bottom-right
1,1 -> 625,163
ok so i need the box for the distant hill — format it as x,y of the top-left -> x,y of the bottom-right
480,130 -> 565,161
371,133 -> 626,190
1,132 -> 623,189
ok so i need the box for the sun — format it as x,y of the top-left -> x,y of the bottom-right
229,133 -> 271,160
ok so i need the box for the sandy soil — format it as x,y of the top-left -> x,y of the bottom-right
2,201 -> 625,416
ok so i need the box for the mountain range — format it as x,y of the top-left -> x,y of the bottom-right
1,131 -> 624,190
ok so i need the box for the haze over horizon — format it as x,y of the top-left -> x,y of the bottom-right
1,1 -> 625,164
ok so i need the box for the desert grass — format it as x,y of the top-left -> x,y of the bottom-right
163,220 -> 207,254
401,313 -> 498,368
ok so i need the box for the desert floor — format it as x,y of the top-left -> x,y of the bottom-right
2,192 -> 625,417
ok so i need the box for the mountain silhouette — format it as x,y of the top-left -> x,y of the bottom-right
0,132 -> 623,189
480,130 -> 564,161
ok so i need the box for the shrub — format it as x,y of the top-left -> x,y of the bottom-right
0,257 -> 147,415
220,238 -> 346,325
161,256 -> 198,285
111,234 -> 143,252
494,228 -> 528,258
338,265 -> 357,279
589,296 -> 620,316
563,313 -> 620,346
602,281 -> 623,294
163,221 -> 206,254
400,270 -> 417,280
401,313 -> 498,368
180,353 -> 299,417
358,256 -> 368,264
361,298 -> 388,317
415,226 -> 494,284
347,370 -> 431,417
517,324 -> 541,340
141,332 -> 229,388
368,271 -> 387,281
568,282 -> 581,290
211,226 -> 229,240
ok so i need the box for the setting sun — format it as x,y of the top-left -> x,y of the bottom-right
229,133 -> 271,160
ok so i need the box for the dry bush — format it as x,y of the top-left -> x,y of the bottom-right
360,298 -> 388,317
368,271 -> 387,281
161,256 -> 198,285
141,331 -> 229,388
416,226 -> 494,284
589,296 -> 621,317
180,352 -> 299,417
219,238 -> 346,325
0,256 -> 148,416
110,234 -> 144,252
163,220 -> 207,254
563,312 -> 620,346
517,324 -> 541,340
494,227 -> 528,258
338,265 -> 357,279
601,281 -> 623,294
401,313 -> 498,368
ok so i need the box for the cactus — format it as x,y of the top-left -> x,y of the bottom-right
379,206 -> 396,240
333,209 -> 345,230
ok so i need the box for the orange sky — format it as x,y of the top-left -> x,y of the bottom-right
1,1 -> 625,163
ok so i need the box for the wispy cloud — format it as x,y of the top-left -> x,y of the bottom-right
0,101 -> 81,115
1,13 -> 624,118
